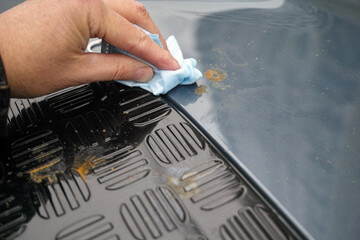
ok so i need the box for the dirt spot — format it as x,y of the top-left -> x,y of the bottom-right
165,176 -> 199,198
205,69 -> 228,82
29,159 -> 64,184
29,147 -> 106,184
73,153 -> 105,182
195,85 -> 207,95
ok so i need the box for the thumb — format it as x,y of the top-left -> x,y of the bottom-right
67,52 -> 154,85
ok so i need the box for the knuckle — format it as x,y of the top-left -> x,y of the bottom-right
84,0 -> 107,37
134,1 -> 150,21
112,64 -> 131,80
128,29 -> 148,52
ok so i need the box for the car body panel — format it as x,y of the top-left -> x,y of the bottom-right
141,0 -> 360,239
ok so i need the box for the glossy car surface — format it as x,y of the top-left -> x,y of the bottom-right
141,0 -> 360,239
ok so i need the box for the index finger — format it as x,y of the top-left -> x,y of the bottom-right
95,5 -> 179,70
103,0 -> 168,50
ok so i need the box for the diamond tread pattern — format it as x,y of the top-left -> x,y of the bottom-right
0,82 -> 302,240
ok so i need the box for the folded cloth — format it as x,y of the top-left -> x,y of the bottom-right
115,28 -> 202,95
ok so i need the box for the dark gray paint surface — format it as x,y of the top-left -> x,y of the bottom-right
0,1 -> 23,13
141,0 -> 360,239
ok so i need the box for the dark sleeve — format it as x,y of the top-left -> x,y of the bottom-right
0,55 -> 10,140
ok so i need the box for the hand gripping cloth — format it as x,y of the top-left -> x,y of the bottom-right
115,28 -> 202,95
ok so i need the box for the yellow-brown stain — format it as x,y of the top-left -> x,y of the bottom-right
164,167 -> 216,198
69,147 -> 106,182
195,85 -> 207,95
205,69 -> 228,82
29,158 -> 63,184
73,156 -> 105,182
165,176 -> 199,198
28,146 -> 106,184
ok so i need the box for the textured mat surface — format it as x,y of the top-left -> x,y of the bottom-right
0,82 -> 303,239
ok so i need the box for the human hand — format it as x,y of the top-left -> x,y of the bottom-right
0,0 -> 180,98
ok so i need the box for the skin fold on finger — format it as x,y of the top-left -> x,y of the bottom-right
102,0 -> 168,50
66,52 -> 154,85
97,6 -> 179,70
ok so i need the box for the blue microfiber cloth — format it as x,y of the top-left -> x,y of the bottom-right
115,28 -> 202,95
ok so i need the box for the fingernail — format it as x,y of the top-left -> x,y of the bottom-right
132,67 -> 154,82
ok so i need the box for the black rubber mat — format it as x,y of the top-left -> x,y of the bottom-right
0,59 -> 304,239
